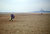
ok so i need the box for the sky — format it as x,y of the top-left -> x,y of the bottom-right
0,0 -> 50,13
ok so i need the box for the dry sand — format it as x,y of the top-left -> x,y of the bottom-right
0,13 -> 50,34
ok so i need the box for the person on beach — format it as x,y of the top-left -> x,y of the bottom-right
9,14 -> 15,21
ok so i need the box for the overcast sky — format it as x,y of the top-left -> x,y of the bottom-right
0,0 -> 50,13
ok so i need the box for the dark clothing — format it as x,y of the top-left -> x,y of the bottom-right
11,14 -> 15,19
10,14 -> 15,21
9,14 -> 15,21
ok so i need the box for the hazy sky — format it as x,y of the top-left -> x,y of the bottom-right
0,0 -> 50,13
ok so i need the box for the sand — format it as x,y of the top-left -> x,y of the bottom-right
0,14 -> 50,34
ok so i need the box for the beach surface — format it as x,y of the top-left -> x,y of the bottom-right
0,13 -> 50,34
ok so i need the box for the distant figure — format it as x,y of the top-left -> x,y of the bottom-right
41,13 -> 43,15
10,14 -> 15,21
